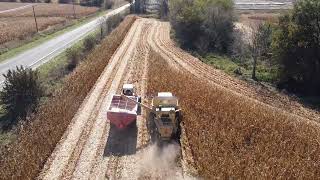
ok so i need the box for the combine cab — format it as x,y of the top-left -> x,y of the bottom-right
107,84 -> 141,129
148,92 -> 182,142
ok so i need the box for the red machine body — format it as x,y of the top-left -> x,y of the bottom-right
107,81 -> 143,129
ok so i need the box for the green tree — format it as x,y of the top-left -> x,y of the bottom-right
104,0 -> 114,9
83,35 -> 97,52
273,0 -> 320,94
159,0 -> 169,19
0,66 -> 43,123
250,23 -> 273,80
169,0 -> 234,54
133,0 -> 143,13
66,46 -> 82,71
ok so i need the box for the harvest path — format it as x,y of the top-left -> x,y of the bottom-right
39,18 -> 191,180
39,17 -> 319,179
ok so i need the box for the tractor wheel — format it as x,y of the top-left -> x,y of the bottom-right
155,132 -> 161,145
173,124 -> 181,143
110,122 -> 116,129
148,113 -> 157,143
137,97 -> 142,115
174,114 -> 183,143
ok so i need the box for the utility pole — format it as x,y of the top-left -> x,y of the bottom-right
100,24 -> 103,40
32,6 -> 39,32
72,0 -> 76,19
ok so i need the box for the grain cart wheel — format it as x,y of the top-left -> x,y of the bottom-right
110,122 -> 116,130
148,113 -> 157,143
137,97 -> 142,115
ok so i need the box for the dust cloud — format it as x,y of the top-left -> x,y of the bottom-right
136,143 -> 197,180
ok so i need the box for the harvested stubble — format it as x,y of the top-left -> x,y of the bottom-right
0,4 -> 98,18
0,15 -> 136,180
147,51 -> 320,179
0,3 -> 98,45
0,3 -> 27,11
0,17 -> 66,44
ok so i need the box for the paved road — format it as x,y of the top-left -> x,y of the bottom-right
0,3 -> 131,84
235,0 -> 293,10
0,4 -> 32,14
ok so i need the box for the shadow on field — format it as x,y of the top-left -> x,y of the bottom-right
104,122 -> 138,157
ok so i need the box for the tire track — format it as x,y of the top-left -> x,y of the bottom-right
146,20 -> 196,179
61,70 -> 115,180
114,20 -> 152,179
89,19 -> 153,180
39,18 -> 141,180
71,19 -> 143,180
41,18 -> 196,180
61,31 -> 132,179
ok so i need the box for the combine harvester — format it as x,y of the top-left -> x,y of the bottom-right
107,84 -> 182,142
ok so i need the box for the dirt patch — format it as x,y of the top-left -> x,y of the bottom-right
137,144 -> 184,179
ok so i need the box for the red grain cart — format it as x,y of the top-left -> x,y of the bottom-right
107,84 -> 141,129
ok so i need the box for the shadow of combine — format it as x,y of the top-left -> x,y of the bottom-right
104,122 -> 138,157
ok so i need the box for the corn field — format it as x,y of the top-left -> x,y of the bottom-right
0,16 -> 136,180
147,50 -> 320,179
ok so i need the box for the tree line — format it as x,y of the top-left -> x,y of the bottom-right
169,0 -> 320,97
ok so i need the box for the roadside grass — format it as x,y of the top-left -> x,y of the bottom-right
202,54 -> 279,83
38,49 -> 69,95
38,31 -> 99,96
202,54 -> 239,75
0,5 -> 123,62
0,106 -> 15,147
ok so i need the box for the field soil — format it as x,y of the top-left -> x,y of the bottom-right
36,16 -> 320,179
